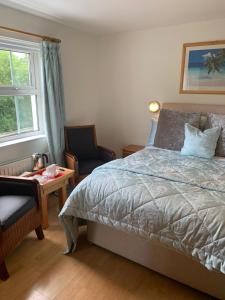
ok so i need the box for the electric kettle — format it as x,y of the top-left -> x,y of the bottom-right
32,153 -> 49,171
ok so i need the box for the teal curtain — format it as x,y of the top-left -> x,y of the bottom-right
42,41 -> 65,165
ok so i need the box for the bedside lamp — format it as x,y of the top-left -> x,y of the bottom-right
148,101 -> 160,113
147,101 -> 160,146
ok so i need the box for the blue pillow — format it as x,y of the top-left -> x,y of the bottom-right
181,123 -> 221,159
146,119 -> 158,146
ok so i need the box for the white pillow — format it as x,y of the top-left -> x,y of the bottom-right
146,119 -> 158,146
181,123 -> 221,159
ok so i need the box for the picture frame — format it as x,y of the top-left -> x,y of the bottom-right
180,40 -> 225,95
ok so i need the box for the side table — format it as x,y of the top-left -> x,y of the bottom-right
122,145 -> 144,158
23,167 -> 74,229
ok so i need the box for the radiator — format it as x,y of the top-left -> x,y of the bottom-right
0,157 -> 33,176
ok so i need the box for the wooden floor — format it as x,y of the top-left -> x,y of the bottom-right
0,195 -> 215,300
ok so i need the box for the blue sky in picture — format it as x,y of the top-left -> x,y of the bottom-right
188,48 -> 223,68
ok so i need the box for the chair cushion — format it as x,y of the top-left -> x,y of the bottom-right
79,159 -> 105,175
0,195 -> 36,231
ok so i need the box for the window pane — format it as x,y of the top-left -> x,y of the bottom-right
0,38 -> 42,141
0,95 -> 39,138
12,52 -> 30,86
17,95 -> 37,132
0,96 -> 17,136
0,50 -> 12,86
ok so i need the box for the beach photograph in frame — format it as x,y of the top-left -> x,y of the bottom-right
180,41 -> 225,94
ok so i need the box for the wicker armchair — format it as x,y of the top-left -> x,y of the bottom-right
64,125 -> 116,184
0,176 -> 44,280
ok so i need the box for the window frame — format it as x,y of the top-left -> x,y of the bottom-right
0,36 -> 45,143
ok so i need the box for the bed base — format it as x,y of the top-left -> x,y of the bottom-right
87,221 -> 225,299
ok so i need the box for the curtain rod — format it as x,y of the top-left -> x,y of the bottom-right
0,25 -> 61,43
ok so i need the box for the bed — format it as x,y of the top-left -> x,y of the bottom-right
59,103 -> 225,299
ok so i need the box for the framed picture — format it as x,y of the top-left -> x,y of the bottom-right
180,40 -> 225,94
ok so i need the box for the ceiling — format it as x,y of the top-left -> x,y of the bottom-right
1,0 -> 225,34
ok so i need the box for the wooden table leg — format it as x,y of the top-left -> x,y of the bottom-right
58,185 -> 67,209
40,193 -> 48,229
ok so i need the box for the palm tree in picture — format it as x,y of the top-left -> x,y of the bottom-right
204,49 -> 225,74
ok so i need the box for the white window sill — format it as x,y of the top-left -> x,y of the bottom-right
0,134 -> 47,148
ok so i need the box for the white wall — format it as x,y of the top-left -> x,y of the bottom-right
0,5 -> 99,164
96,19 -> 225,155
1,6 -> 225,161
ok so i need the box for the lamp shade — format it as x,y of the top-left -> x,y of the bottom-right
148,101 -> 160,113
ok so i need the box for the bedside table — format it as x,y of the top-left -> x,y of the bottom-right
122,144 -> 144,158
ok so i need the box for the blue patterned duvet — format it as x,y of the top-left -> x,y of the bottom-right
59,146 -> 225,274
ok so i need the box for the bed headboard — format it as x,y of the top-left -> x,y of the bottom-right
162,103 -> 225,115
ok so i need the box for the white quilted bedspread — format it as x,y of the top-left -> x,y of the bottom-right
59,146 -> 225,274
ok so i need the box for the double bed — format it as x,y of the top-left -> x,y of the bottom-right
60,103 -> 225,299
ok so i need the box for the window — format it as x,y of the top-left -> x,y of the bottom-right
0,37 -> 44,143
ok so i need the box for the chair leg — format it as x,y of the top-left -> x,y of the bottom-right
0,261 -> 9,281
35,225 -> 44,240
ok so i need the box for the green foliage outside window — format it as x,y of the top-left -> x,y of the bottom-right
17,95 -> 33,130
0,50 -> 11,85
0,96 -> 17,135
0,49 -> 34,136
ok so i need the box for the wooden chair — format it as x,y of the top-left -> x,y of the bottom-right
64,125 -> 116,184
0,176 -> 44,280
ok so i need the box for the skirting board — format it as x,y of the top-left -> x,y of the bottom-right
87,221 -> 225,299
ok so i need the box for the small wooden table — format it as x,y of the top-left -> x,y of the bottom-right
24,167 -> 74,229
122,144 -> 144,158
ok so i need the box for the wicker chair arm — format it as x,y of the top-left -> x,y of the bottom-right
64,151 -> 78,161
64,151 -> 79,179
98,146 -> 116,162
0,176 -> 38,184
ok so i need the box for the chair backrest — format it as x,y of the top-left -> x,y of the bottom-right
64,125 -> 99,161
0,177 -> 39,201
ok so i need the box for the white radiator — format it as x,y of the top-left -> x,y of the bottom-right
0,157 -> 33,176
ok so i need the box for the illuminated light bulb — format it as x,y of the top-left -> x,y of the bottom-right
148,101 -> 160,113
